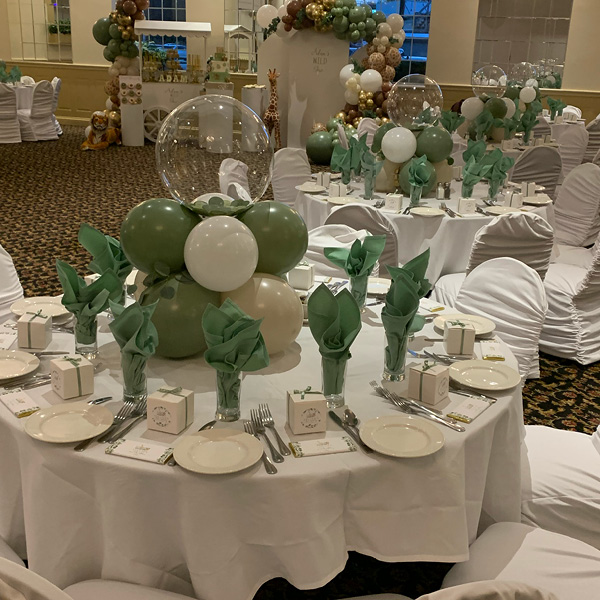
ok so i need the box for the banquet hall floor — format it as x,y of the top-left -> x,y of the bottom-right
1,127 -> 598,599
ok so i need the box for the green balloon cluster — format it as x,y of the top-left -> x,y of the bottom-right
330,0 -> 386,43
92,17 -> 112,45
93,16 -> 138,61
398,159 -> 437,196
306,131 -> 334,164
484,97 -> 508,119
415,127 -> 453,163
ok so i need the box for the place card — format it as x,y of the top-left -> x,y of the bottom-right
408,362 -> 449,406
420,298 -> 445,312
480,339 -> 505,361
555,115 -> 564,124
384,193 -> 403,212
447,397 -> 490,424
457,198 -> 477,214
105,438 -> 174,464
0,389 -> 40,418
534,138 -> 543,146
503,191 -> 523,208
544,134 -> 553,143
289,436 -> 357,457
288,262 -> 315,291
0,329 -> 17,350
452,165 -> 463,180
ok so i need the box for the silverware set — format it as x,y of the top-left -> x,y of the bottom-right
476,205 -> 492,216
326,280 -> 347,294
244,421 -> 278,474
373,199 -> 385,208
440,202 -> 462,218
329,408 -> 373,453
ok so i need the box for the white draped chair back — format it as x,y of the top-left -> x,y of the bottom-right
218,158 -> 250,197
418,580 -> 558,600
0,244 -> 23,322
0,83 -> 21,144
563,104 -> 583,119
593,148 -> 600,167
455,257 -> 548,379
17,80 -> 57,141
553,123 -> 589,179
532,117 -> 551,139
356,117 -> 378,147
271,147 -> 311,206
553,162 -> 600,247
510,146 -> 562,200
336,122 -> 349,150
0,556 -> 71,600
19,76 -> 35,86
51,76 -> 62,135
324,204 -> 399,275
583,117 -> 600,163
226,182 -> 252,203
304,224 -> 370,278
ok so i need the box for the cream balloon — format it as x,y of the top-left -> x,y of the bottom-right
525,78 -> 538,88
222,273 -> 303,355
461,96 -> 485,120
387,14 -> 404,33
339,64 -> 355,86
377,22 -> 393,38
502,97 -> 516,119
344,88 -> 359,105
256,4 -> 278,28
519,86 -> 536,103
360,69 -> 383,93
381,127 -> 417,163
184,216 -> 258,292
277,5 -> 287,18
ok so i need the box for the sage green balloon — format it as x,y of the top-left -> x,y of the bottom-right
109,23 -> 122,40
306,131 -> 334,164
141,276 -> 220,358
238,202 -> 308,275
415,126 -> 453,163
505,85 -> 520,100
120,198 -> 201,277
398,159 -> 437,196
484,97 -> 508,119
92,17 -> 112,46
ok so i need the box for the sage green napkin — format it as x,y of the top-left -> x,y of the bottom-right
202,299 -> 269,411
462,139 -> 487,164
56,259 -> 123,344
361,152 -> 384,200
408,155 -> 432,204
494,110 -> 520,139
109,300 -> 158,398
307,285 -> 361,396
350,134 -> 369,177
474,110 -> 495,140
331,144 -> 352,185
488,155 -> 515,199
325,235 -> 386,307
440,110 -> 465,134
461,156 -> 492,198
547,97 -> 567,120
519,110 -> 539,143
386,248 -> 431,298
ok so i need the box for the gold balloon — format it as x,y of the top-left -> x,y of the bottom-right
366,99 -> 374,109
305,2 -> 318,19
323,0 -> 334,8
366,91 -> 374,99
358,103 -> 366,111
336,111 -> 347,120
122,30 -> 130,39
352,118 -> 360,127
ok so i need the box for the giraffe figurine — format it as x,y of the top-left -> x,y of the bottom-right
263,68 -> 282,150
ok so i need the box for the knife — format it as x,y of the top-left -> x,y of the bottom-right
329,410 -> 373,453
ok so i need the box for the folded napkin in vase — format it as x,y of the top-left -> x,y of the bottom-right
386,248 -> 432,299
461,156 -> 492,198
440,109 -> 465,134
330,143 -> 352,185
462,139 -> 487,164
408,155 -> 432,204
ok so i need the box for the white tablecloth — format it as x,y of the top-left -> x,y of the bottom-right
296,181 -> 555,284
0,307 -> 524,600
14,85 -> 33,111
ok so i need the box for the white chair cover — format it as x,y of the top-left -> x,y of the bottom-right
226,182 -> 252,202
532,118 -> 551,139
64,580 -> 197,600
218,158 -> 250,197
0,243 -> 23,323
563,105 -> 582,119
17,80 -> 57,141
20,76 -> 35,85
442,523 -> 600,600
305,224 -> 370,277
339,595 -> 410,600
592,148 -> 600,167
553,163 -> 600,247
324,204 -> 399,275
0,557 -> 70,600
0,83 -> 21,144
594,424 -> 600,456
419,581 -> 558,600
521,425 -> 600,551
0,538 -> 23,566
337,122 -> 349,150
271,147 -> 311,206
51,77 -> 62,136
454,258 -> 547,379
583,118 -> 600,163
540,233 -> 600,364
510,147 -> 562,200
553,123 -> 589,180
356,117 -> 378,147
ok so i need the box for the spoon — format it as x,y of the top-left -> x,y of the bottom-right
343,408 -> 360,432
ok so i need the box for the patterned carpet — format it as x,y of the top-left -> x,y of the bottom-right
1,126 -> 598,599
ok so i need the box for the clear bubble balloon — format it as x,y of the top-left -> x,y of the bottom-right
509,61 -> 537,86
471,65 -> 507,99
156,95 -> 273,205
386,74 -> 444,128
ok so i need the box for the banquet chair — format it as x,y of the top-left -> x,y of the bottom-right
20,76 -> 35,85
582,117 -> 600,162
305,224 -> 370,278
593,148 -> 600,167
432,212 -> 554,308
552,123 -> 589,180
521,425 -> 600,551
226,181 -> 252,202
553,162 -> 600,248
271,147 -> 311,206
509,147 -> 562,200
17,80 -> 57,141
562,105 -> 582,120
0,83 -> 21,143
453,258 -> 548,379
418,581 -> 558,600
532,118 -> 551,139
51,77 -> 62,136
324,204 -> 399,276
0,243 -> 23,323
218,158 -> 250,197
441,523 -> 600,600
0,537 -> 24,566
357,117 -> 378,147
539,232 -> 600,364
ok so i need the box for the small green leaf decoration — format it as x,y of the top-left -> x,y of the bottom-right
188,196 -> 252,217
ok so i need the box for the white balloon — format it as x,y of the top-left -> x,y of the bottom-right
381,127 -> 417,163
184,216 -> 259,293
377,23 -> 392,38
119,67 -> 127,75
277,5 -> 287,18
339,64 -> 355,86
525,78 -> 538,88
344,89 -> 359,105
546,75 -> 556,84
502,97 -> 516,119
387,14 -> 404,33
461,96 -> 485,120
105,98 -> 113,111
108,66 -> 119,77
275,21 -> 287,37
519,86 -> 536,103
360,69 -> 383,93
379,36 -> 389,46
256,4 -> 278,28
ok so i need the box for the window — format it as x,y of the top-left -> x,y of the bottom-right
144,0 -> 187,68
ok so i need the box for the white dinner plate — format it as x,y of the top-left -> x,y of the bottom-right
360,415 -> 444,458
328,196 -> 357,205
173,428 -> 263,475
0,350 -> 40,382
410,207 -> 445,218
295,182 -> 327,194
367,277 -> 391,296
484,206 -> 520,215
11,296 -> 69,319
523,195 -> 553,206
449,359 -> 521,392
433,313 -> 496,336
24,403 -> 114,444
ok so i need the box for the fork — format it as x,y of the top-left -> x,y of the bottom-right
244,421 -> 277,474
74,399 -> 135,451
259,403 -> 290,456
440,202 -> 454,218
250,408 -> 284,463
105,398 -> 147,443
476,205 -> 491,216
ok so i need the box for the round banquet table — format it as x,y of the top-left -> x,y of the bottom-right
296,180 -> 555,285
0,305 -> 524,600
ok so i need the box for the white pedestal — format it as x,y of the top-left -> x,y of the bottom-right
241,85 -> 269,152
120,76 -> 145,147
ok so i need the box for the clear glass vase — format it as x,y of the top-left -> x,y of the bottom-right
410,185 -> 422,207
322,356 -> 347,409
74,315 -> 98,360
122,355 -> 148,404
382,332 -> 409,382
350,275 -> 368,312
216,371 -> 241,422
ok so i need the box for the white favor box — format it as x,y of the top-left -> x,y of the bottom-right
287,389 -> 327,435
50,355 -> 94,399
555,115 -> 564,124
457,198 -> 477,214
503,191 -> 523,208
329,182 -> 347,197
288,263 -> 315,291
17,312 -> 51,350
316,172 -> 331,187
147,387 -> 194,435
544,134 -> 553,143
408,363 -> 449,406
444,321 -> 476,356
452,165 -> 463,180
542,109 -> 550,118
534,138 -> 543,146
384,193 -> 403,212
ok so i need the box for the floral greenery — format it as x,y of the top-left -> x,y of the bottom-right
351,58 -> 365,75
264,17 -> 280,39
186,196 -> 252,218
0,62 -> 21,83
141,40 -> 167,63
